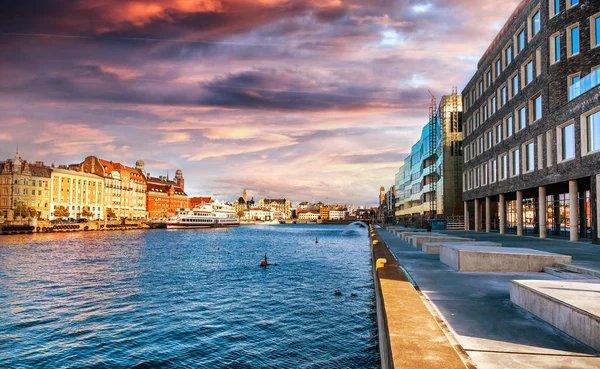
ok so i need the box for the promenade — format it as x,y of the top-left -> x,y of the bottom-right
376,228 -> 600,369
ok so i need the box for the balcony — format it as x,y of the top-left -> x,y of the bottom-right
569,69 -> 600,101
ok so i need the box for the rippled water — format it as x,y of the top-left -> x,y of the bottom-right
0,224 -> 379,368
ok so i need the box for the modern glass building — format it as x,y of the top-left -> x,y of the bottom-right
394,94 -> 464,226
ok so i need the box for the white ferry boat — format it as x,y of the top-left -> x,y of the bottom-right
166,203 -> 240,229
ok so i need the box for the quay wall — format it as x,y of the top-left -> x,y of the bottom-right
0,221 -> 149,235
369,226 -> 468,369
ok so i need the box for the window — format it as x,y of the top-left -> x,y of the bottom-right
568,24 -> 580,57
593,13 -> 600,48
530,9 -> 541,38
550,33 -> 561,63
558,122 -> 575,162
496,124 -> 503,143
482,163 -> 488,186
568,73 -> 580,88
478,80 -> 484,96
491,95 -> 497,114
512,74 -> 519,97
530,94 -> 542,122
518,106 -> 527,130
551,0 -> 560,17
483,105 -> 489,121
506,116 -> 514,137
475,112 -> 481,127
486,69 -> 492,88
487,130 -> 493,149
495,58 -> 502,78
526,60 -> 534,84
584,110 -> 600,154
567,0 -> 579,10
475,167 -> 480,188
501,154 -> 508,180
504,45 -> 513,67
501,86 -> 507,105
511,149 -> 520,176
518,29 -> 526,52
525,142 -> 535,172
491,159 -> 497,183
479,136 -> 485,154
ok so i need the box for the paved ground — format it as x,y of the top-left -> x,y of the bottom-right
377,228 -> 600,369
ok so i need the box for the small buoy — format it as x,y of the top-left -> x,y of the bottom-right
351,293 -> 358,297
334,290 -> 342,296
260,261 -> 268,267
315,237 -> 318,244
273,263 -> 279,266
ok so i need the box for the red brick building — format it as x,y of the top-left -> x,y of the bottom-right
146,170 -> 188,220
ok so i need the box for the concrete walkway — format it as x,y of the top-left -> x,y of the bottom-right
377,229 -> 600,369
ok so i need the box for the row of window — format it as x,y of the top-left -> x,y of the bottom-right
465,2 -> 600,114
464,109 -> 600,191
465,92 -> 544,160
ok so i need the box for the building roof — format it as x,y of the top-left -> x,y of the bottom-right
146,177 -> 187,196
51,167 -> 104,180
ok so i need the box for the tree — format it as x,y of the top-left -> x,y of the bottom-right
237,209 -> 246,219
106,208 -> 116,219
81,206 -> 93,218
14,204 -> 37,218
54,205 -> 70,218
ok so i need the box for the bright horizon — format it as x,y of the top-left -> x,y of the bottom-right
0,0 -> 521,206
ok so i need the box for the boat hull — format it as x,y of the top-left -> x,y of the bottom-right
166,222 -> 240,229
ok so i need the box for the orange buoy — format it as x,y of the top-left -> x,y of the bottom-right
260,261 -> 268,267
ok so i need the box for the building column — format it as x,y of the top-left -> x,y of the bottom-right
474,198 -> 480,232
595,174 -> 600,244
516,190 -> 523,236
499,193 -> 506,234
485,196 -> 491,232
464,201 -> 470,230
539,186 -> 547,239
570,180 -> 579,242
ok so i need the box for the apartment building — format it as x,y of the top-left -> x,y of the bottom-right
461,0 -> 600,242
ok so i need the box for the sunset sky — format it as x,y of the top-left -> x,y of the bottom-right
0,0 -> 521,206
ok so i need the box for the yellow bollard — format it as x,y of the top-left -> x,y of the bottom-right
376,258 -> 387,269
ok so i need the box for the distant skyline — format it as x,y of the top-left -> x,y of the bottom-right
0,0 -> 520,206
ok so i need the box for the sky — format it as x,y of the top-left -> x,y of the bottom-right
0,0 -> 521,206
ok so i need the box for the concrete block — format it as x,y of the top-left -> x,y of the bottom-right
511,279 -> 600,351
410,234 -> 475,249
422,241 -> 501,255
399,231 -> 431,242
439,245 -> 572,272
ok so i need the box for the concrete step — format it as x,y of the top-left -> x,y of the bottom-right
543,267 -> 598,280
511,279 -> 600,351
555,263 -> 600,279
422,241 -> 501,255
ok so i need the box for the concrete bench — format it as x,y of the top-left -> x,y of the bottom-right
410,234 -> 475,249
422,241 -> 501,254
439,245 -> 572,272
511,279 -> 600,351
400,231 -> 438,242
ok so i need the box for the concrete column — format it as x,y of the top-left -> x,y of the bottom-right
474,198 -> 480,232
596,174 -> 600,244
516,190 -> 523,236
464,201 -> 470,231
570,180 -> 579,242
485,196 -> 491,232
499,193 -> 506,234
539,186 -> 547,239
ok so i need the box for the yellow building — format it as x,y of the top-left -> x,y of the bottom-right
298,210 -> 320,221
50,167 -> 104,220
77,156 -> 147,220
0,154 -> 51,220
319,207 -> 330,220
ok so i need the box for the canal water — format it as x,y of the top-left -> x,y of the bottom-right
0,224 -> 379,368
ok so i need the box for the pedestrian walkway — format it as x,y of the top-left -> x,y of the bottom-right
377,228 -> 600,369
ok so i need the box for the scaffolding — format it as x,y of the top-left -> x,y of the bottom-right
428,92 -> 437,221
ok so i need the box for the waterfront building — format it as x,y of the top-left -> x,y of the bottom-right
0,154 -> 51,220
329,209 -> 348,220
243,207 -> 274,221
50,167 -> 104,220
144,169 -> 188,220
461,0 -> 600,242
395,93 -> 464,226
298,209 -> 320,221
77,156 -> 147,220
320,206 -> 330,220
189,196 -> 213,208
259,198 -> 291,219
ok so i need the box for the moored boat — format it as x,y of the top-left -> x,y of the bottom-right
166,203 -> 240,229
